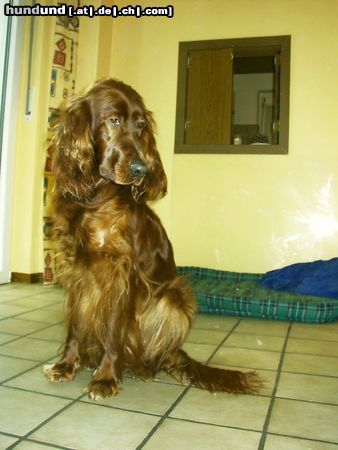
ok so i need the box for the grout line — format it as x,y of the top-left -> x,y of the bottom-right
197,328 -> 338,342
6,395 -> 85,450
284,352 -> 338,360
216,344 -> 283,354
0,311 -> 64,346
0,353 -> 61,385
258,321 -> 293,450
270,395 -> 338,408
136,319 -> 243,449
2,291 -> 337,449
1,383 -> 80,402
0,352 -> 49,363
205,318 -> 243,364
159,414 -> 267,434
0,431 -> 21,440
280,369 -> 338,379
221,344 -> 338,359
78,397 -> 163,418
8,438 -> 74,450
1,295 -> 62,304
0,291 -> 57,300
264,431 -> 338,447
0,301 -> 63,323
0,332 -> 63,345
285,335 -> 338,343
135,385 -> 192,449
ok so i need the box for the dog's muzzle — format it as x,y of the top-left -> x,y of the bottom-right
130,160 -> 148,178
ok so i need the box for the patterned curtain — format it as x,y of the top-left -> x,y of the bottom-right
43,3 -> 79,285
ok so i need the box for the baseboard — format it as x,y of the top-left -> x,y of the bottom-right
11,272 -> 43,283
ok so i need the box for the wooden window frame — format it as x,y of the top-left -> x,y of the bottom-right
174,35 -> 291,155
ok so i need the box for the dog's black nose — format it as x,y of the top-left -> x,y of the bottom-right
130,160 -> 148,178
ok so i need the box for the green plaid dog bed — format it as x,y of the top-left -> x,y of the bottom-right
177,266 -> 338,323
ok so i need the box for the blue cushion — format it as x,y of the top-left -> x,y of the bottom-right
261,258 -> 338,300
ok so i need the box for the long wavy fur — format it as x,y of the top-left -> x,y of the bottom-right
44,78 -> 263,399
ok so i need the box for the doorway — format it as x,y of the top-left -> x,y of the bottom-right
0,14 -> 24,284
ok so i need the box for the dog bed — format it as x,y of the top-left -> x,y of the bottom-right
177,266 -> 338,323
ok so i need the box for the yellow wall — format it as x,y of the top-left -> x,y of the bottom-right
108,0 -> 338,272
11,0 -> 338,275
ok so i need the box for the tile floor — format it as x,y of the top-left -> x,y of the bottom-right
0,282 -> 337,450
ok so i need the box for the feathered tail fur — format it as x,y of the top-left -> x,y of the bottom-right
168,350 -> 263,394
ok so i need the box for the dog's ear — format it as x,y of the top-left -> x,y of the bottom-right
133,111 -> 167,202
53,96 -> 95,201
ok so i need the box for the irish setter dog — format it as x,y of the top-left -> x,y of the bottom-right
43,79 -> 261,400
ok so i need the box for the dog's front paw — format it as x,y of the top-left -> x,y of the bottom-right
43,362 -> 77,382
85,380 -> 119,400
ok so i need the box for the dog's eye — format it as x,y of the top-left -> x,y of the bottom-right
137,120 -> 145,130
108,117 -> 121,127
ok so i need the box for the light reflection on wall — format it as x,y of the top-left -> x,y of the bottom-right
296,176 -> 338,241
270,176 -> 338,268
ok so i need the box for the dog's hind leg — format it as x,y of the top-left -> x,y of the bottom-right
137,276 -> 197,371
137,276 -> 263,394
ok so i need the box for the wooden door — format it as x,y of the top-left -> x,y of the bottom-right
184,48 -> 233,145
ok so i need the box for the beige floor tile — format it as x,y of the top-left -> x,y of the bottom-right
43,302 -> 64,312
182,342 -> 217,363
31,288 -> 64,297
144,418 -> 261,450
29,324 -> 65,342
83,377 -> 185,414
277,372 -> 338,404
0,386 -> 70,436
290,323 -> 338,341
170,388 -> 270,430
30,296 -> 63,306
0,332 -> 16,344
0,282 -> 23,288
0,283 -> 13,291
0,318 -> 50,335
0,434 -> 18,448
286,337 -> 338,357
5,364 -> 92,399
1,286 -> 336,450
282,353 -> 338,377
0,304 -> 32,318
192,314 -> 239,331
31,402 -> 160,450
0,289 -> 40,300
12,441 -> 59,449
269,398 -> 338,443
20,285 -> 50,292
7,284 -> 47,293
225,332 -> 285,352
265,434 -> 338,450
186,328 -> 226,345
235,319 -> 290,337
0,291 -> 25,302
8,296 -> 58,309
15,309 -> 62,324
0,337 -> 60,361
210,346 -> 281,370
0,355 -> 38,382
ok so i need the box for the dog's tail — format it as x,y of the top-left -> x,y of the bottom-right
167,350 -> 263,394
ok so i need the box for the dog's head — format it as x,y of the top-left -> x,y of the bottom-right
53,79 -> 167,202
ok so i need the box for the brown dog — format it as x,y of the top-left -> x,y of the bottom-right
43,79 -> 261,400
